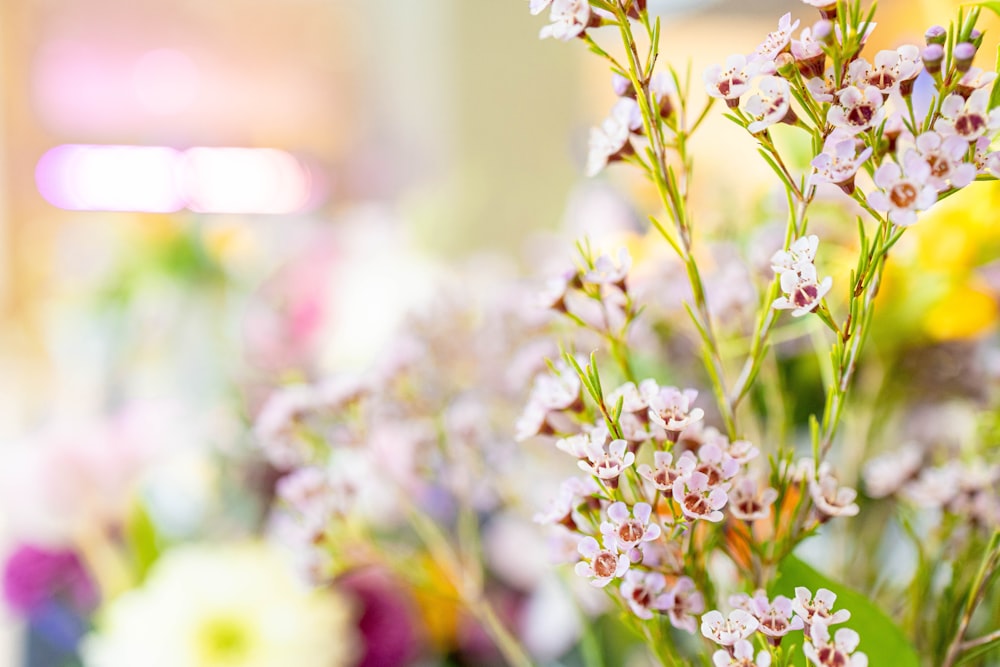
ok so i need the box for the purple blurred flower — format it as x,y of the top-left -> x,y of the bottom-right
3,545 -> 97,618
338,568 -> 421,667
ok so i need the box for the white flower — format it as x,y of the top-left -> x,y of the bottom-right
601,501 -> 662,557
809,129 -> 873,191
619,570 -> 670,619
974,136 -> 1000,177
803,621 -> 868,667
637,450 -> 682,491
792,587 -> 851,632
773,263 -> 833,317
935,88 -> 1000,142
534,476 -> 600,526
905,131 -> 976,192
848,46 -> 921,93
751,13 -> 801,62
771,235 -> 820,274
748,592 -> 805,640
691,441 -> 741,488
807,66 -> 838,103
578,438 -> 636,484
704,55 -> 765,108
574,536 -> 630,587
810,469 -> 860,519
586,98 -> 643,176
745,76 -> 793,134
729,477 -> 779,521
539,0 -> 590,41
701,609 -> 760,646
827,85 -> 885,134
584,247 -> 632,286
529,0 -> 552,16
276,467 -> 342,540
607,381 -> 647,413
713,639 -> 772,667
80,543 -> 358,667
663,577 -> 704,633
958,67 -> 998,93
673,471 -> 729,522
648,386 -> 704,431
862,444 -> 923,498
866,154 -> 938,226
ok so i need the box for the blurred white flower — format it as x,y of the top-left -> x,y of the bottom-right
81,542 -> 358,667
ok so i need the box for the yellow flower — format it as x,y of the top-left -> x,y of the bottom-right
923,278 -> 998,341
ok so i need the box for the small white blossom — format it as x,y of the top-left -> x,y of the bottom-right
729,477 -> 779,521
534,476 -> 600,526
809,129 -> 873,192
713,639 -> 772,667
905,131 -> 976,192
701,609 -> 760,646
584,247 -> 632,286
637,451 -> 683,492
862,444 -> 923,498
771,235 -> 820,274
539,0 -> 590,41
745,76 -> 793,134
827,85 -> 885,134
773,262 -> 833,317
578,438 -> 636,484
620,570 -> 671,619
810,468 -> 860,519
586,98 -> 643,176
648,386 -> 704,431
608,381 -> 647,413
974,136 -> 1000,177
663,577 -> 705,633
958,67 -> 998,94
848,46 -> 921,94
748,592 -> 805,640
935,88 -> 1000,142
704,55 -> 766,108
750,13 -> 800,62
866,154 -> 938,226
792,587 -> 851,632
807,67 -> 838,103
601,501 -> 662,557
574,535 -> 630,587
803,622 -> 868,667
673,471 -> 729,522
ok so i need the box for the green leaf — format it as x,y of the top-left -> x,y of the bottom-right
991,45 -> 1000,110
124,501 -> 161,582
970,1 -> 1000,19
769,555 -> 921,667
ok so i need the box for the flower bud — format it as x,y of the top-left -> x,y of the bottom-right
924,25 -> 946,46
954,42 -> 977,73
812,19 -> 834,44
612,73 -> 635,98
775,52 -> 798,79
921,44 -> 944,74
970,28 -> 983,48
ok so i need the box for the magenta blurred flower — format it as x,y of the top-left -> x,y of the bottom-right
3,545 -> 97,617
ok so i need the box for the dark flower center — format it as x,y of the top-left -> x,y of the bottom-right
684,493 -> 710,515
619,520 -> 645,544
956,113 -> 986,136
593,551 -> 618,577
889,182 -> 918,208
846,104 -> 875,127
792,283 -> 820,308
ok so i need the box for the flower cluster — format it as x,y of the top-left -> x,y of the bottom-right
771,235 -> 833,317
702,587 -> 864,666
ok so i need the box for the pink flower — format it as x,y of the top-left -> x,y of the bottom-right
673,471 -> 729,522
619,570 -> 670,619
539,0 -> 590,41
847,46 -> 921,94
713,639 -> 772,667
750,13 -> 800,62
663,577 -> 705,633
534,476 -> 600,526
807,67 -> 838,103
935,88 -> 1000,142
601,501 -> 662,558
749,592 -> 805,640
827,85 -> 885,134
803,622 -> 868,667
574,536 -> 630,587
866,154 -> 938,226
729,477 -> 779,521
862,444 -> 923,498
701,609 -> 760,646
791,24 -> 827,78
745,76 -> 794,134
792,587 -> 851,633
607,381 -> 647,413
691,442 -> 741,488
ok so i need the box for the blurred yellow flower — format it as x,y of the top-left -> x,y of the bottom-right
923,279 -> 998,341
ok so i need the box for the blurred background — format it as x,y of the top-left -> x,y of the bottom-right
1,0 -> 998,665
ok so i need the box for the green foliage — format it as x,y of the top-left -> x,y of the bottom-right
770,555 -> 921,667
